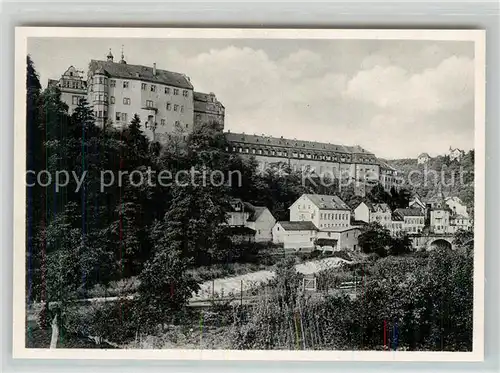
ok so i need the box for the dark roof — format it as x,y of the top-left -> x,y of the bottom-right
228,226 -> 256,235
357,201 -> 391,213
47,79 -> 59,87
277,221 -> 318,231
418,153 -> 431,158
394,208 -> 425,217
88,60 -> 193,90
224,132 -> 373,155
243,202 -> 269,222
303,194 -> 350,211
391,214 -> 404,221
351,219 -> 369,226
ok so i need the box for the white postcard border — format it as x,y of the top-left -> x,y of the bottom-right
12,27 -> 486,362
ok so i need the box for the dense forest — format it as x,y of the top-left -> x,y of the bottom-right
25,56 -> 474,351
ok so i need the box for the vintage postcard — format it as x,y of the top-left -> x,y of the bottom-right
13,27 -> 485,361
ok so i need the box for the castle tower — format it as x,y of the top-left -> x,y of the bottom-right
92,65 -> 109,127
107,49 -> 114,62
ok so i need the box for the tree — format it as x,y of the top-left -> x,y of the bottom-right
136,247 -> 200,333
388,232 -> 412,256
453,229 -> 474,250
358,222 -> 392,257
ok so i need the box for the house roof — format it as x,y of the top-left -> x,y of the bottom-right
302,194 -> 350,211
320,226 -> 362,233
224,132 -> 374,155
228,226 -> 256,235
418,153 -> 431,158
276,221 -> 318,231
357,201 -> 391,213
394,208 -> 425,217
243,202 -> 269,222
88,60 -> 194,90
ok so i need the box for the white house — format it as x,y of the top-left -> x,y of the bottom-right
316,226 -> 363,252
449,147 -> 465,162
289,194 -> 351,230
393,208 -> 425,234
417,153 -> 431,164
272,221 -> 318,251
445,196 -> 469,218
408,193 -> 427,212
226,199 -> 276,242
354,201 -> 391,228
244,203 -> 276,242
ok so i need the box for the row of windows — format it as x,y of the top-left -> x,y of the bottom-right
320,213 -> 349,220
140,83 -> 189,97
72,95 -> 84,105
62,80 -> 84,89
155,119 -> 189,129
320,223 -> 349,228
226,146 -> 356,163
405,218 -> 425,225
226,146 -> 353,162
95,110 -> 108,119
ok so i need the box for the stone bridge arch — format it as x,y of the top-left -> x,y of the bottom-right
427,237 -> 453,250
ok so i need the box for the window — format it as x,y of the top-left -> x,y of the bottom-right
103,110 -> 107,118
104,78 -> 108,84
98,110 -> 102,118
151,85 -> 156,92
72,96 -> 81,105
98,77 -> 103,84
175,120 -> 180,126
166,103 -> 171,110
89,84 -> 93,92
123,97 -> 131,105
110,80 -> 116,87
183,90 -> 188,97
173,88 -> 179,95
116,112 -> 121,121
161,119 -> 165,126
123,81 -> 129,88
165,87 -> 170,94
122,113 -> 128,123
146,100 -> 154,108
174,104 -> 179,111
185,123 -> 189,129
180,105 -> 184,113
141,83 -> 147,90
110,96 -> 115,104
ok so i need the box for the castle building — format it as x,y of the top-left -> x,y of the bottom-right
194,92 -> 225,131
224,132 -> 402,192
86,50 -> 195,142
47,66 -> 87,114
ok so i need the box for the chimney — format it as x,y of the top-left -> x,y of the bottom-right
153,63 -> 157,76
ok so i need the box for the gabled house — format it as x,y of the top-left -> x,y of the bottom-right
449,147 -> 465,162
272,221 -> 318,251
226,199 -> 276,242
243,202 -> 276,242
354,201 -> 392,228
289,194 -> 351,230
393,208 -> 425,234
417,153 -> 431,164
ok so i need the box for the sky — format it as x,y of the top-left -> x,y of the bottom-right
28,37 -> 475,159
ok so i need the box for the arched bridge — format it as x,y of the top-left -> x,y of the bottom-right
410,234 -> 455,251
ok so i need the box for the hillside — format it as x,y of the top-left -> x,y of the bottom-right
383,150 -> 474,211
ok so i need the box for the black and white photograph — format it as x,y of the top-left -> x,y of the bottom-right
13,28 -> 485,361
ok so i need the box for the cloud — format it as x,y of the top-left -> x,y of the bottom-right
343,55 -> 474,114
